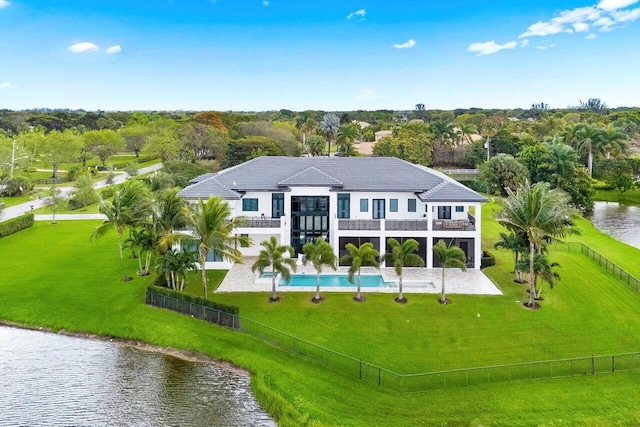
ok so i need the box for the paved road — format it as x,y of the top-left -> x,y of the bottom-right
1,163 -> 163,222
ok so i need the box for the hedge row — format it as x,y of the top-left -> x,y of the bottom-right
481,250 -> 496,269
111,156 -> 157,170
459,179 -> 490,194
147,284 -> 239,315
0,213 -> 35,238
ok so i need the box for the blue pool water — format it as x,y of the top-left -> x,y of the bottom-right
280,274 -> 394,288
259,272 -> 276,278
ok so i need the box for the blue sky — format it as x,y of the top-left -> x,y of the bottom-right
1,0 -> 639,111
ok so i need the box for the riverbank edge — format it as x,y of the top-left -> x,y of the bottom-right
0,319 -> 290,425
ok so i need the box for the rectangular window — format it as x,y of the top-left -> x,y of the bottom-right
437,206 -> 452,220
408,199 -> 417,212
360,198 -> 368,212
455,205 -> 464,213
240,233 -> 250,248
242,198 -> 258,211
272,193 -> 284,218
373,199 -> 385,219
337,193 -> 350,219
390,199 -> 398,212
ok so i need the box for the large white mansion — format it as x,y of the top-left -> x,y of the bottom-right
179,156 -> 487,270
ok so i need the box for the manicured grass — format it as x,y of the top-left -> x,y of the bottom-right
595,187 -> 640,205
0,194 -> 37,208
3,214 -> 640,424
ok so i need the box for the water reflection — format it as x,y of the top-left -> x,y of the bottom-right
0,326 -> 275,426
585,202 -> 640,250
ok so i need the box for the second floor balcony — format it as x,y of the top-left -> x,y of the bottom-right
337,213 -> 476,232
239,216 -> 282,228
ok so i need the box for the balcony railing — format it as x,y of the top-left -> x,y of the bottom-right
338,219 -> 381,231
432,215 -> 476,231
386,220 -> 429,231
240,216 -> 281,228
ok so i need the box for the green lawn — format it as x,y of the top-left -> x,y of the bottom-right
2,212 -> 640,425
595,187 -> 640,205
0,194 -> 37,208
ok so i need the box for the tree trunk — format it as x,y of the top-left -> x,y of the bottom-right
398,275 -> 403,301
137,251 -> 144,275
315,272 -> 321,301
271,273 -> 278,301
117,228 -> 129,281
52,162 -> 58,179
441,268 -> 446,302
200,248 -> 208,298
355,270 -> 362,300
588,147 -> 593,178
529,241 -> 536,307
145,252 -> 152,275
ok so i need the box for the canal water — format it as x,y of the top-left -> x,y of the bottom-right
585,202 -> 640,250
0,326 -> 275,426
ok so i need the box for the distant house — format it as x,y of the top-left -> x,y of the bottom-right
179,157 -> 487,270
375,130 -> 393,141
354,121 -> 371,129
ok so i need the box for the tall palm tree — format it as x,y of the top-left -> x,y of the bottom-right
252,236 -> 297,302
385,238 -> 425,304
91,180 -> 152,282
156,248 -> 198,291
545,139 -> 579,190
600,123 -> 627,159
320,113 -> 340,157
516,252 -> 560,300
433,239 -> 466,304
302,237 -> 336,303
341,242 -> 380,302
125,226 -> 155,276
576,123 -> 603,178
336,123 -> 360,155
163,197 -> 251,298
495,182 -> 577,309
154,187 -> 188,239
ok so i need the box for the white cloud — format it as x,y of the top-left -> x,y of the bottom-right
467,40 -> 517,56
0,0 -> 10,9
597,0 -> 639,11
105,45 -> 122,54
520,38 -> 530,47
357,89 -> 379,100
393,39 -> 416,49
347,9 -> 366,20
573,22 -> 590,32
262,0 -> 269,6
0,82 -> 11,88
585,32 -> 598,38
68,42 -> 99,53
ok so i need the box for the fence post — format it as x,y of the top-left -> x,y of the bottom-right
612,355 -> 615,373
359,359 -> 362,380
189,302 -> 192,316
163,294 -> 166,308
232,315 -> 236,330
378,368 -> 381,386
591,355 -> 595,375
217,310 -> 220,325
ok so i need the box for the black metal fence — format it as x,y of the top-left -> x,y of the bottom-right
146,287 -> 640,393
146,291 -> 241,330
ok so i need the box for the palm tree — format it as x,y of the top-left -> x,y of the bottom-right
320,113 -> 340,157
125,227 -> 155,276
162,197 -> 251,298
91,180 -> 152,282
433,239 -> 466,304
456,122 -> 478,145
494,232 -> 527,281
156,248 -> 198,291
154,187 -> 188,239
495,182 -> 577,309
545,139 -> 579,190
600,123 -> 627,159
576,123 -> 603,178
341,242 -> 380,302
336,123 -> 360,155
251,236 -> 297,302
385,238 -> 425,304
516,252 -> 560,300
302,237 -> 336,303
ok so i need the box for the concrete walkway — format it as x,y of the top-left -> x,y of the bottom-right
217,257 -> 502,295
1,163 -> 162,222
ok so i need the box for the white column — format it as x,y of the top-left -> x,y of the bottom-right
474,202 -> 482,270
427,202 -> 433,231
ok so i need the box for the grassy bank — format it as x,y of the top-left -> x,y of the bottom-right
595,188 -> 640,205
2,212 -> 640,424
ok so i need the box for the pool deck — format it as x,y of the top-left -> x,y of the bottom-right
216,257 -> 502,295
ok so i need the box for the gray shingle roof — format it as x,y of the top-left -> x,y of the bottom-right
278,166 -> 343,187
189,173 -> 217,184
179,157 -> 487,203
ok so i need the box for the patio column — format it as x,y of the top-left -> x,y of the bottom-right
474,202 -> 482,269
427,202 -> 433,231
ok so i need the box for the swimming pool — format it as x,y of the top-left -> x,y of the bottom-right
259,271 -> 277,279
280,274 -> 395,288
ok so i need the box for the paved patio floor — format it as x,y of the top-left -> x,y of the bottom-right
216,257 -> 502,295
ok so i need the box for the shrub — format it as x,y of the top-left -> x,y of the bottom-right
0,175 -> 34,196
136,156 -> 156,164
147,285 -> 239,315
67,166 -> 81,182
459,179 -> 489,194
481,250 -> 496,269
0,213 -> 34,238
